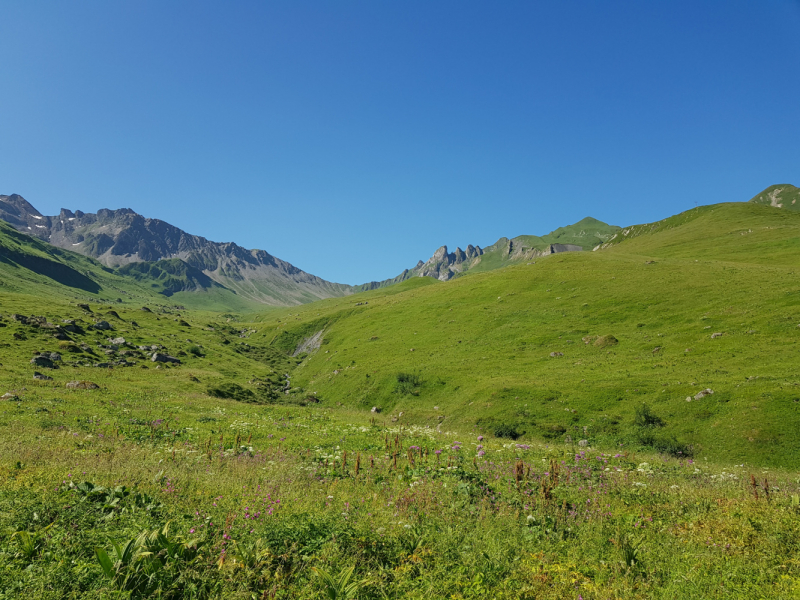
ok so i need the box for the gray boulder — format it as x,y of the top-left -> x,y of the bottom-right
66,380 -> 99,390
93,321 -> 112,330
152,353 -> 181,364
108,337 -> 126,345
33,372 -> 53,381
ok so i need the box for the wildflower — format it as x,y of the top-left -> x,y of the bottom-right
477,435 -> 484,441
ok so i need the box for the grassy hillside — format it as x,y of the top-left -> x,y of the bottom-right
2,202 -> 799,468
244,202 -> 800,468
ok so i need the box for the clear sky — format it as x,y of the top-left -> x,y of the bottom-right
2,1 -> 799,284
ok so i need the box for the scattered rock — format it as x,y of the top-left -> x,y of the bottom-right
409,348 -> 415,352
652,346 -> 661,353
564,435 -> 573,444
694,388 -> 714,400
686,397 -> 692,402
93,321 -> 112,331
141,306 -> 152,312
108,337 -> 126,345
370,406 -> 381,413
578,439 -> 589,447
594,335 -> 618,348
106,310 -> 121,319
152,353 -> 181,364
645,260 -> 655,264
77,304 -> 92,312
33,372 -> 53,381
66,381 -> 99,390
2,392 -> 20,401
549,352 -> 564,357
710,332 -> 724,339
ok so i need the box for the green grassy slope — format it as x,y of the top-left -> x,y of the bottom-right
246,202 -> 800,467
599,202 -> 800,264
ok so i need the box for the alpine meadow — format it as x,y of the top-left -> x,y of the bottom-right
3,3 -> 800,598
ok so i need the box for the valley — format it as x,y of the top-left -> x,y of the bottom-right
1,189 -> 799,598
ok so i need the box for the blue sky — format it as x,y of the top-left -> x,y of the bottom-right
2,1 -> 799,284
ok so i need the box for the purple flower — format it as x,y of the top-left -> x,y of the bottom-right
477,435 -> 484,441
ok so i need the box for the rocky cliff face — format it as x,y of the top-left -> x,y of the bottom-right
416,244 -> 484,281
0,194 -> 353,306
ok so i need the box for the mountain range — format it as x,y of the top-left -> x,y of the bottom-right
1,184 -> 796,308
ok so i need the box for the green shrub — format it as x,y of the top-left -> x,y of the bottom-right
634,403 -> 664,428
494,423 -> 522,439
206,382 -> 254,402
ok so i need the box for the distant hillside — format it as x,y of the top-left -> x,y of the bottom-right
358,216 -> 620,288
748,184 -> 800,211
0,194 -> 354,306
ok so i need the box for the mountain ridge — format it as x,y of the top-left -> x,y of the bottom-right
0,193 -> 354,306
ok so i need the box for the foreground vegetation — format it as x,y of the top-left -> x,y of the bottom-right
2,389 -> 799,599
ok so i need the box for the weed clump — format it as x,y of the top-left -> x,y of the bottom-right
395,372 -> 421,396
634,403 -> 664,428
494,423 -> 522,439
